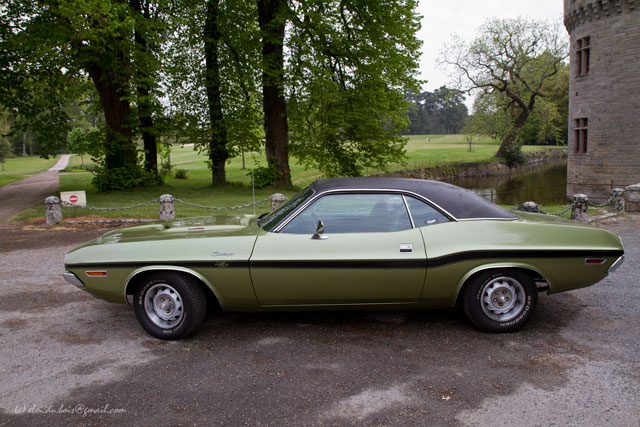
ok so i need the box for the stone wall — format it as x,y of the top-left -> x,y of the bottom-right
564,0 -> 640,201
372,149 -> 565,181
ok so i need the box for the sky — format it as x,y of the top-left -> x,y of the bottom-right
416,0 -> 565,108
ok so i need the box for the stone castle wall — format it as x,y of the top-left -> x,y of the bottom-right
564,0 -> 640,201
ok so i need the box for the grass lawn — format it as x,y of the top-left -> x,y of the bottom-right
0,155 -> 59,188
13,135 -> 564,221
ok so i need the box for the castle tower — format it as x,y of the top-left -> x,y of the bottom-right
564,0 -> 640,201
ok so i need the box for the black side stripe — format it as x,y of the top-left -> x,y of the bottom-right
249,260 -> 425,269
428,249 -> 624,268
66,261 -> 249,269
66,249 -> 623,271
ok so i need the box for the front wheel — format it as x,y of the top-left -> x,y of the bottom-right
133,272 -> 206,340
462,269 -> 538,332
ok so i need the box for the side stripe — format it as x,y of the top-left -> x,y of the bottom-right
66,249 -> 623,271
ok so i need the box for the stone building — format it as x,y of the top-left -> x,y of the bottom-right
564,0 -> 640,201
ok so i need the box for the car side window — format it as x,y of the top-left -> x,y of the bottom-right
405,196 -> 450,227
280,193 -> 412,234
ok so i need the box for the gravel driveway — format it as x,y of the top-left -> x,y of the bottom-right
0,216 -> 638,426
0,155 -> 70,223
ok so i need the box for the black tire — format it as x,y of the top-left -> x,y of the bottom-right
133,272 -> 206,340
462,269 -> 538,332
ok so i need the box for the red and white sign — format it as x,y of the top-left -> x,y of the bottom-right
60,191 -> 87,207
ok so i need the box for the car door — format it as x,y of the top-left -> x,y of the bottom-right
249,193 -> 427,306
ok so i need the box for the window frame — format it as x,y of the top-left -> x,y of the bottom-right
574,117 -> 588,154
576,36 -> 590,77
272,189 -> 454,233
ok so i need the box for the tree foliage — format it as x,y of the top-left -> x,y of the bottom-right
404,86 -> 468,135
442,18 -> 568,158
1,0 -> 167,190
2,0 -> 423,188
164,0 -> 263,185
285,0 -> 422,178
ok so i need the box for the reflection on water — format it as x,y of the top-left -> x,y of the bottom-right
448,160 -> 568,206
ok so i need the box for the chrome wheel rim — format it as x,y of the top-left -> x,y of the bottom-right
481,276 -> 526,322
144,283 -> 184,329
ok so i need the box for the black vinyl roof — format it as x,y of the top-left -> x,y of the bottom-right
310,177 -> 516,220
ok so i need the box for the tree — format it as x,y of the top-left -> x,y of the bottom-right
0,115 -> 12,170
441,18 -> 568,159
283,0 -> 423,178
164,0 -> 263,185
257,0 -> 290,185
404,86 -> 468,135
66,127 -> 102,165
1,0 -> 166,190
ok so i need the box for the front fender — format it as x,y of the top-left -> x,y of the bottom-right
124,266 -> 222,306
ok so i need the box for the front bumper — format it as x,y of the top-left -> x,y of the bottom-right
63,271 -> 85,288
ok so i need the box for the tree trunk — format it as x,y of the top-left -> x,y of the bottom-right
86,64 -> 137,170
204,0 -> 229,186
22,132 -> 27,157
130,0 -> 158,177
257,0 -> 291,186
495,107 -> 533,158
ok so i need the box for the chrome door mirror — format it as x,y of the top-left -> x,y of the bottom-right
310,220 -> 327,240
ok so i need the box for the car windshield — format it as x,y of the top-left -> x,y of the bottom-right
259,186 -> 315,231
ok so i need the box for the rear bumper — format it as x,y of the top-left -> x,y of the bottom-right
608,255 -> 625,273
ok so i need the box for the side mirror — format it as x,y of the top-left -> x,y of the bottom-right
310,220 -> 327,240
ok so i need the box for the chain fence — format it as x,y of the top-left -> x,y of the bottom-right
173,197 -> 270,211
516,191 -> 621,217
61,199 -> 158,211
61,197 -> 270,212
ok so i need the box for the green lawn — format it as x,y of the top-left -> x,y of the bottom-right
0,155 -> 59,188
12,135 -> 563,221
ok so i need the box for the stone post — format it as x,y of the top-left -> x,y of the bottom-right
45,196 -> 62,225
610,188 -> 625,213
624,184 -> 640,212
270,193 -> 288,211
571,194 -> 589,222
158,194 -> 175,220
519,201 -> 540,213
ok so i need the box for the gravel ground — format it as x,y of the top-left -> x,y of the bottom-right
0,216 -> 638,426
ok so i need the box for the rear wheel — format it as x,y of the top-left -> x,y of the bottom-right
463,269 -> 537,332
133,272 -> 206,340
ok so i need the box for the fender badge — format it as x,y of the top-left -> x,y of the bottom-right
212,251 -> 234,257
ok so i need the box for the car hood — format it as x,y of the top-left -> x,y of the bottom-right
84,214 -> 265,246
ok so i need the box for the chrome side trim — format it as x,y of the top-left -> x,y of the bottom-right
123,266 -> 223,306
454,264 -> 551,303
401,195 -> 416,228
608,255 -> 625,273
63,271 -> 85,288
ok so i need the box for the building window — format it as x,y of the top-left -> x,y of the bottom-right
576,37 -> 590,76
574,118 -> 588,154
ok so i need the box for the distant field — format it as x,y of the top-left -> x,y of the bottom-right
13,135 -> 562,221
0,155 -> 59,188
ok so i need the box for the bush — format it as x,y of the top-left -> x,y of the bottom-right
160,162 -> 172,176
62,164 -> 96,173
250,163 -> 282,188
504,146 -> 526,167
92,166 -> 162,192
174,168 -> 189,179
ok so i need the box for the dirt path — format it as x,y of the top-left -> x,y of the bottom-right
0,155 -> 70,223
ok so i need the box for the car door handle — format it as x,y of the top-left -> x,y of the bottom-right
399,244 -> 413,253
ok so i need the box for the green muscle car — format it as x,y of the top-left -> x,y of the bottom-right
63,178 -> 625,339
